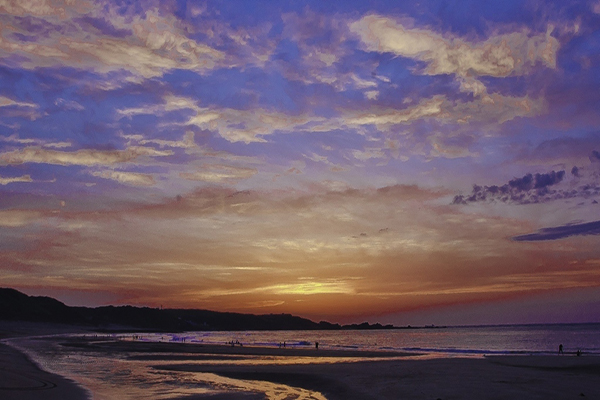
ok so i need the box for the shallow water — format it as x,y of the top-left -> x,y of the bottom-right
8,323 -> 600,399
9,336 -> 329,399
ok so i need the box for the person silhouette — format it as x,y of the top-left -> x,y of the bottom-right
558,344 -> 564,355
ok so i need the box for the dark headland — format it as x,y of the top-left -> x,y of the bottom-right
0,287 -> 433,333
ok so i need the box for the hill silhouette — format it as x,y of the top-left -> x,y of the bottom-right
0,288 -> 398,332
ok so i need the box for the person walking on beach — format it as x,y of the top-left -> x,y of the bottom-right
315,341 -> 319,350
558,344 -> 564,355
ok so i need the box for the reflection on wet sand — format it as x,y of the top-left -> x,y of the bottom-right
10,336 -> 365,399
9,335 -> 600,400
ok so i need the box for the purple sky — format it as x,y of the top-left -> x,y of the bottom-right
1,0 -> 600,325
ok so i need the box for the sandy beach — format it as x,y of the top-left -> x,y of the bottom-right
155,351 -> 600,400
0,342 -> 90,400
0,322 -> 92,400
1,327 -> 600,399
57,336 -> 600,399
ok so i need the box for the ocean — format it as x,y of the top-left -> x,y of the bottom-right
7,323 -> 600,399
142,323 -> 600,356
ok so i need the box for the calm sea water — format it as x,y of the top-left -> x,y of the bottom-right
7,323 -> 600,399
141,323 -> 600,356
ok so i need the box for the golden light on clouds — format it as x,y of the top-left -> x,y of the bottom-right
1,0 -> 599,325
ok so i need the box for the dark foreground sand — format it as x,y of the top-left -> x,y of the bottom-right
0,343 -> 90,400
155,354 -> 600,400
0,321 -> 91,400
1,325 -> 600,400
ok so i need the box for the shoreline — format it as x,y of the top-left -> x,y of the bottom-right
42,335 -> 600,399
64,337 -> 415,359
0,321 -> 94,400
0,342 -> 90,400
2,324 -> 600,399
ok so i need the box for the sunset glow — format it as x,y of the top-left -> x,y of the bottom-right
1,0 -> 600,325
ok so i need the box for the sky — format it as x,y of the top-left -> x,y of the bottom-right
1,0 -> 600,326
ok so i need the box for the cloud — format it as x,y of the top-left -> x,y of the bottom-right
513,220 -> 600,241
0,134 -> 37,145
117,95 -> 199,118
517,137 -> 600,166
453,170 -> 569,204
278,11 -> 379,93
0,209 -> 43,227
90,170 -> 156,186
0,0 -> 94,17
336,92 -> 544,136
571,166 -> 580,177
344,96 -> 444,128
0,4 -> 225,79
54,98 -> 85,111
180,164 -> 257,184
119,94 -> 327,144
119,83 -> 542,148
0,134 -> 71,149
0,146 -> 173,166
351,148 -> 386,161
0,95 -> 41,119
429,134 -> 478,159
121,131 -> 196,150
3,179 -> 599,318
346,13 -> 553,127
349,14 -> 558,78
364,90 -> 379,100
0,96 -> 37,108
0,175 -> 33,185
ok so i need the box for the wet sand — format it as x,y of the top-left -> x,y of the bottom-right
0,321 -> 93,400
68,337 -> 600,399
0,342 -> 90,400
2,326 -> 600,399
156,353 -> 600,399
65,337 -> 410,359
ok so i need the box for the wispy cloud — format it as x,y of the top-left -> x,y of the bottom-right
180,164 -> 257,184
90,170 -> 156,187
0,146 -> 173,166
0,209 -> 43,227
0,3 -> 224,79
0,175 -> 33,185
0,95 -> 41,119
0,96 -> 38,108
1,134 -> 71,149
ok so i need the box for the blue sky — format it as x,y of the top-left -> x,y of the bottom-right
1,0 -> 600,325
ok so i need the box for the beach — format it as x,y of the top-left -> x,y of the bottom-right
153,350 -> 600,400
2,327 -> 600,400
0,342 -> 90,400
0,322 -> 91,400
